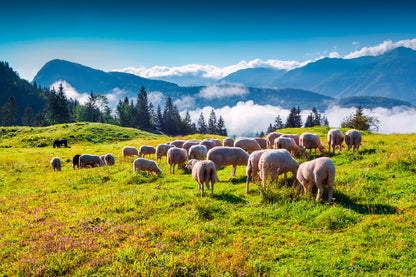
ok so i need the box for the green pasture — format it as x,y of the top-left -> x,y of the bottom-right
0,123 -> 415,276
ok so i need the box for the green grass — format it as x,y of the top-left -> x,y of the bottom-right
0,123 -> 416,276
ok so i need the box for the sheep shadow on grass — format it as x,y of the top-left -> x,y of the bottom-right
213,192 -> 247,204
332,190 -> 398,215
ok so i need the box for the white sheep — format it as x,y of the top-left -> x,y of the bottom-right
122,146 -> 139,162
50,157 -> 61,171
170,140 -> 186,148
101,153 -> 115,166
199,139 -> 216,151
254,137 -> 267,149
207,146 -> 249,177
274,137 -> 305,157
266,132 -> 283,149
79,154 -> 104,168
155,144 -> 175,161
246,150 -> 269,193
259,149 -> 299,187
234,138 -> 261,154
167,147 -> 188,174
299,132 -> 326,158
139,145 -> 156,158
296,157 -> 336,203
345,129 -> 362,153
212,139 -> 223,147
133,158 -> 162,176
186,159 -> 218,197
223,137 -> 234,147
280,134 -> 300,146
182,141 -> 200,153
189,145 -> 208,160
327,129 -> 345,154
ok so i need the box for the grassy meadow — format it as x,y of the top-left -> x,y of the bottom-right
0,122 -> 416,276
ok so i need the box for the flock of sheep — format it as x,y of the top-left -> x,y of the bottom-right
50,128 -> 362,203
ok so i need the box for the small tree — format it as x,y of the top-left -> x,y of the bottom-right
208,109 -> 217,134
197,113 -> 207,134
273,115 -> 284,130
285,106 -> 302,128
266,123 -> 274,134
22,104 -> 34,126
1,95 -> 18,126
341,105 -> 379,131
217,115 -> 227,136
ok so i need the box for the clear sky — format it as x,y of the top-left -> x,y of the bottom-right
1,0 -> 416,81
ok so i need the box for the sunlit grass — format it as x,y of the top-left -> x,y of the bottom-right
0,123 -> 415,275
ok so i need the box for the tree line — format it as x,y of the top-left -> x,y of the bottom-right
1,81 -> 227,136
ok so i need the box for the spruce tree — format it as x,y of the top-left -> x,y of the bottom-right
197,113 -> 207,134
137,86 -> 151,130
217,115 -> 227,136
154,105 -> 163,131
266,123 -> 274,134
273,115 -> 284,130
285,107 -> 297,128
208,109 -> 217,134
312,107 -> 321,126
22,104 -> 34,126
294,106 -> 302,127
304,114 -> 314,127
1,95 -> 18,126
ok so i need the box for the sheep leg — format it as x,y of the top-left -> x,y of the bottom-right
210,180 -> 214,198
284,172 -> 288,187
232,166 -> 236,176
327,182 -> 334,204
316,183 -> 324,202
246,170 -> 251,194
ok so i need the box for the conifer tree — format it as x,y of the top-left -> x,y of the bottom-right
217,115 -> 227,136
1,95 -> 18,126
197,113 -> 207,134
312,107 -> 321,126
208,109 -> 217,134
154,105 -> 163,131
266,123 -> 274,134
136,86 -> 151,130
304,114 -> 314,127
273,115 -> 284,130
22,104 -> 34,126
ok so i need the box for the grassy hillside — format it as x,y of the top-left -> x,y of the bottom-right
0,123 -> 415,276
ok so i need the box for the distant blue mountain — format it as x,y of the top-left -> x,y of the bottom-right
31,57 -> 414,111
221,47 -> 416,104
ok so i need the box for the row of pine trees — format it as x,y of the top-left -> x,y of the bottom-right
0,83 -> 228,136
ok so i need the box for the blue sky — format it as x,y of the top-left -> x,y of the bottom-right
1,0 -> 416,81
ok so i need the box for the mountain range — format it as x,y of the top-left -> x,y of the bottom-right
222,47 -> 416,104
31,47 -> 416,110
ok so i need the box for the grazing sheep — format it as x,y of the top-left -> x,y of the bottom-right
266,132 -> 283,149
72,154 -> 81,169
259,149 -> 299,187
254,137 -> 267,149
189,145 -> 208,160
182,141 -> 200,153
200,140 -> 216,151
281,134 -> 300,146
327,129 -> 345,155
53,138 -> 68,148
167,147 -> 188,174
212,139 -> 223,147
170,140 -> 186,148
79,154 -> 104,168
139,145 -> 156,158
122,146 -> 139,162
186,159 -> 218,197
102,153 -> 115,166
296,157 -> 336,203
155,144 -> 175,161
50,157 -> 61,171
274,137 -> 305,157
223,137 -> 234,147
246,150 -> 269,193
345,129 -> 362,153
133,158 -> 162,176
299,133 -> 326,158
207,146 -> 249,177
234,138 -> 261,154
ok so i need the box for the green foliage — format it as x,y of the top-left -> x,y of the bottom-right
341,105 -> 379,131
0,124 -> 415,276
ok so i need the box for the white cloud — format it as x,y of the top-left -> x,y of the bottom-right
112,58 -> 308,82
50,80 -> 89,105
174,96 -> 195,110
198,84 -> 249,99
182,102 -> 416,137
344,38 -> 416,59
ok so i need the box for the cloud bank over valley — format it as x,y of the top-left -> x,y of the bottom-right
113,39 -> 416,86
